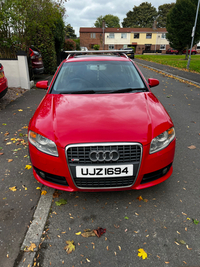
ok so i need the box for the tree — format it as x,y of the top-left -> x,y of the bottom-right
64,39 -> 76,51
166,0 -> 200,59
122,2 -> 157,28
94,14 -> 120,28
0,0 -> 66,73
64,24 -> 76,39
157,3 -> 175,28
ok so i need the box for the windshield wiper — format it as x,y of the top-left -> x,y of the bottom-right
60,90 -> 96,94
108,88 -> 146,94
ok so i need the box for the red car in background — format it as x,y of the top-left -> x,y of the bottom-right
29,46 -> 44,75
28,50 -> 176,192
0,63 -> 8,99
166,48 -> 178,54
182,49 -> 197,55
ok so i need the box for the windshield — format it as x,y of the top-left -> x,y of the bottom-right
51,61 -> 147,94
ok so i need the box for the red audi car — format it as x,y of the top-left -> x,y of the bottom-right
0,63 -> 8,99
28,50 -> 176,192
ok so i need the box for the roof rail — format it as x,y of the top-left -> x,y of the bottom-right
65,50 -> 132,59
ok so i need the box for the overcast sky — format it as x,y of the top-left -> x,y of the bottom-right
63,0 -> 176,36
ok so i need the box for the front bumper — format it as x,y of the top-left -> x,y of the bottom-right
29,139 -> 176,192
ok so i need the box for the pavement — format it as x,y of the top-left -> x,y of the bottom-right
0,62 -> 199,267
134,58 -> 200,86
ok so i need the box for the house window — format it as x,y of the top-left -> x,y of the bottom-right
109,44 -> 114,50
121,33 -> 127,39
160,44 -> 166,50
90,33 -> 96,39
146,33 -> 152,39
161,33 -> 166,39
134,33 -> 140,39
197,42 -> 200,50
108,33 -> 114,38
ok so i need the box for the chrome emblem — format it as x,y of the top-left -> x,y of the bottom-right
89,150 -> 120,162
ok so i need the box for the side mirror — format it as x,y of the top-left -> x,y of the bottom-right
36,80 -> 48,89
148,78 -> 159,88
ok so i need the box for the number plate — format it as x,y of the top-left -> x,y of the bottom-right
76,165 -> 133,178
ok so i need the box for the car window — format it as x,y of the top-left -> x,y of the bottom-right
51,61 -> 146,94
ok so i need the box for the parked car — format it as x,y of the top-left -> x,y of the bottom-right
0,63 -> 8,99
29,46 -> 44,75
28,50 -> 176,192
166,48 -> 178,54
80,47 -> 88,52
182,49 -> 197,55
121,47 -> 134,59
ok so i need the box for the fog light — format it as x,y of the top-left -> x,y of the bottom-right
39,171 -> 45,179
162,168 -> 168,175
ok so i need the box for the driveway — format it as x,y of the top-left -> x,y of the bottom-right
1,65 -> 200,267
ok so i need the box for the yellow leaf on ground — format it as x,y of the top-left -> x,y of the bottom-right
41,190 -> 47,195
18,109 -> 23,112
25,165 -> 32,170
138,248 -> 147,260
137,196 -> 143,201
27,243 -> 36,251
75,232 -> 82,235
7,159 -> 13,163
36,187 -> 41,190
9,186 -> 17,192
64,240 -> 75,254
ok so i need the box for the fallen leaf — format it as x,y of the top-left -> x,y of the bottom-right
193,219 -> 199,225
114,224 -> 120,229
75,232 -> 82,235
86,258 -> 90,262
9,186 -> 17,192
138,248 -> 147,260
64,240 -> 75,254
0,153 -> 4,155
118,246 -> 121,251
36,187 -> 41,190
6,142 -> 12,145
188,145 -> 196,149
18,109 -> 23,112
25,165 -> 32,170
137,196 -> 143,201
124,216 -> 129,220
93,227 -> 106,238
165,262 -> 170,264
175,239 -> 186,245
106,246 -> 109,251
41,190 -> 47,195
81,229 -> 96,238
55,199 -> 67,206
7,159 -> 13,162
27,243 -> 36,251
53,191 -> 61,198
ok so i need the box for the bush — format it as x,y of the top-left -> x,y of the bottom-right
64,39 -> 76,51
93,44 -> 100,50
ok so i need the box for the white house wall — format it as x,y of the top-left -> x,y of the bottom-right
105,32 -> 131,45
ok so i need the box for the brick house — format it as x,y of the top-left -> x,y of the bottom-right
80,27 -> 170,54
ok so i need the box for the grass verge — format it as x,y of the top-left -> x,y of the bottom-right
135,54 -> 200,74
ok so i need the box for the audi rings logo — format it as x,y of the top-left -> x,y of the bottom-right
89,150 -> 120,162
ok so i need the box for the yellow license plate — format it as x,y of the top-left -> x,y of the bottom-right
0,72 -> 4,79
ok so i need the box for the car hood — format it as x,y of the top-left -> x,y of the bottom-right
30,92 -> 173,148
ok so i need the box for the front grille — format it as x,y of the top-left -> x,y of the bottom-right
66,143 -> 142,189
67,144 -> 141,165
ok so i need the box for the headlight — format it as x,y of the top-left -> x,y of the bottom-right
150,127 -> 175,154
28,131 -> 58,157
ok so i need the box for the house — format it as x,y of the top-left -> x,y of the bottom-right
80,27 -> 170,54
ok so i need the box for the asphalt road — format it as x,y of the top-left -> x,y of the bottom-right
29,66 -> 200,266
0,65 -> 200,267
